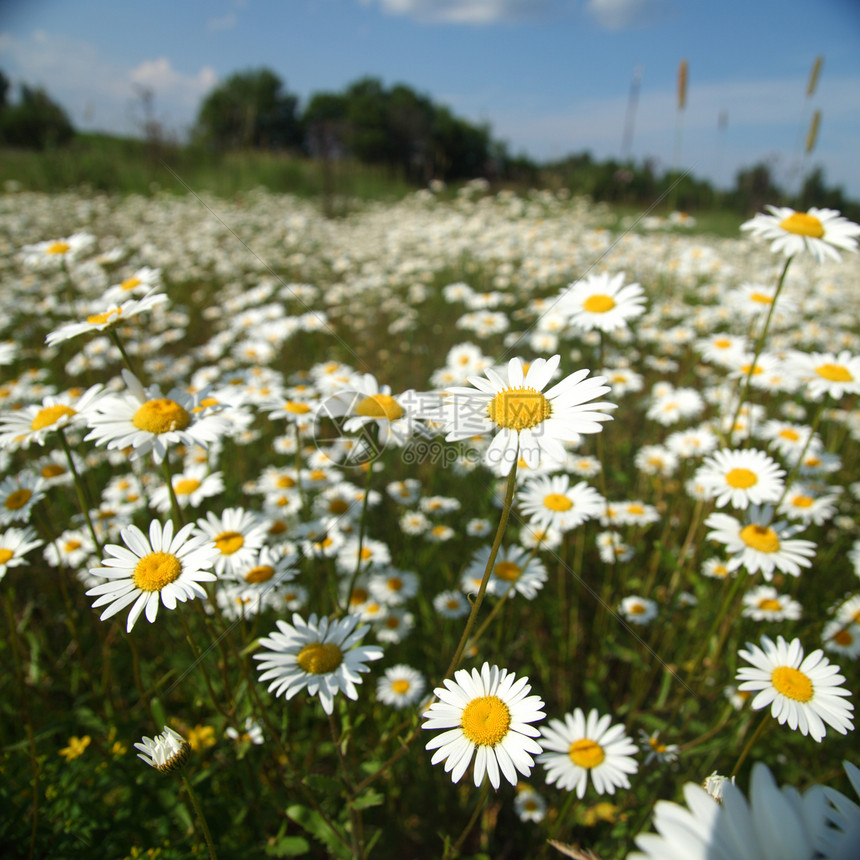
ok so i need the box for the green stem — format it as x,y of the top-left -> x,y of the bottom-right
727,255 -> 793,447
444,780 -> 491,860
730,711 -> 771,779
341,453 -> 377,614
109,327 -> 139,378
161,457 -> 185,528
57,427 -> 102,556
444,461 -> 518,678
179,772 -> 218,860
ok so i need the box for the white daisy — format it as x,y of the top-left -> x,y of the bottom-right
195,507 -> 269,578
463,544 -> 548,601
518,474 -> 605,531
786,350 -> 860,401
84,370 -> 231,464
742,585 -> 802,622
134,726 -> 191,773
254,612 -> 383,714
736,634 -> 854,741
538,708 -> 638,798
559,271 -> 646,333
151,466 -> 225,513
0,472 -> 46,526
85,520 -> 220,633
620,596 -> 658,625
695,448 -> 785,510
777,484 -> 839,525
0,526 -> 43,580
704,510 -> 816,580
429,355 -> 614,475
376,664 -> 426,709
45,291 -> 167,346
422,662 -> 545,789
822,619 -> 860,660
741,205 -> 860,263
433,589 -> 470,619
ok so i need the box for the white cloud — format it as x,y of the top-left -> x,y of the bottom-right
366,0 -> 555,24
586,0 -> 673,30
0,31 -> 218,137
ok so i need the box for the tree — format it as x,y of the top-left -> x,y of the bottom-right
0,75 -> 74,149
195,68 -> 301,151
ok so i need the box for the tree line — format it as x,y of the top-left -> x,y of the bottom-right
1,64 -> 857,218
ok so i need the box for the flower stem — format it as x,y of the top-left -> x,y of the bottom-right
444,461 -> 518,678
444,780 -> 491,860
57,427 -> 102,555
730,711 -> 771,779
179,772 -> 218,860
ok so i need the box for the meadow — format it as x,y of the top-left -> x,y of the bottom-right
0,176 -> 858,859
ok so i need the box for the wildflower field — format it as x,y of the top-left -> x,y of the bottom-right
1,180 -> 859,859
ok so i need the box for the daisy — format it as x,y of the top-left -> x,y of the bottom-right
101,266 -> 162,303
0,472 -> 45,526
368,567 -> 419,606
376,664 -> 426,709
21,232 -> 95,268
786,350 -> 860,401
429,355 -> 614,475
196,507 -> 269,578
374,608 -> 414,644
320,373 -> 427,450
151,466 -> 225,513
620,596 -> 658,625
538,708 -> 638,798
742,585 -> 802,622
0,526 -> 43,581
741,205 -> 860,263
777,484 -> 839,525
822,619 -> 860,660
464,544 -> 548,600
85,520 -> 220,633
514,786 -> 547,823
629,762 -> 827,860
433,589 -> 470,619
225,717 -> 264,745
43,528 -> 95,569
84,370 -> 231,464
134,726 -> 191,773
0,385 -> 104,451
639,730 -> 679,765
695,448 -> 785,510
253,612 -> 383,715
518,474 -> 605,532
422,662 -> 545,789
704,509 -> 816,580
559,271 -> 646,333
45,292 -> 167,347
736,634 -> 854,741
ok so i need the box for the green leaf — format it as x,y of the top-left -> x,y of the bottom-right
349,789 -> 383,811
265,835 -> 311,857
286,804 -> 352,860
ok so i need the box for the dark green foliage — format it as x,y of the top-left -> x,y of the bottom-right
0,76 -> 74,150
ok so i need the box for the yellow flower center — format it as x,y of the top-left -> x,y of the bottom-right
0,548 -> 14,565
543,493 -> 573,512
791,495 -> 813,508
391,679 -> 411,694
214,531 -> 244,555
121,276 -> 141,291
488,387 -> 551,431
739,524 -> 780,553
714,338 -> 732,348
627,503 -> 645,515
815,363 -> 853,383
283,401 -> 312,414
386,576 -> 403,591
493,561 -> 522,581
191,397 -> 220,413
460,695 -> 511,746
4,489 -> 32,510
779,429 -> 800,441
779,212 -> 824,238
174,478 -> 202,496
328,499 -> 350,515
64,539 -> 82,551
244,564 -> 274,584
758,598 -> 783,612
276,475 -> 296,488
45,241 -> 70,255
31,404 -> 76,431
355,394 -> 404,421
749,292 -> 773,305
296,642 -> 343,675
771,666 -> 813,702
833,629 -> 853,646
133,551 -> 182,591
86,307 -> 122,326
132,398 -> 191,434
583,294 -> 616,314
726,468 -> 757,489
568,738 -> 605,769
42,464 -> 66,478
629,603 -> 646,614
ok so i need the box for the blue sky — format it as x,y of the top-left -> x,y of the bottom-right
2,0 -> 859,196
